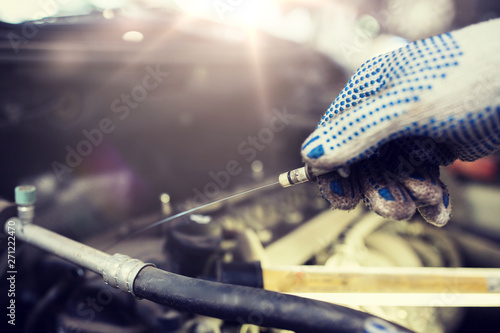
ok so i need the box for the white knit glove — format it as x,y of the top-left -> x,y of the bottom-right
301,19 -> 500,226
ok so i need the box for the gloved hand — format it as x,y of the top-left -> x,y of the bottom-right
301,19 -> 500,226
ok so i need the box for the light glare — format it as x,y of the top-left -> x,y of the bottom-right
122,31 -> 144,42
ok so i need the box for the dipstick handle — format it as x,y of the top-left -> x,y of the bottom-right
279,166 -> 316,188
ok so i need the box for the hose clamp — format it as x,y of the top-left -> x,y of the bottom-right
102,253 -> 155,297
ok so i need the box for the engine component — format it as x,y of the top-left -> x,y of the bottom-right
164,214 -> 223,277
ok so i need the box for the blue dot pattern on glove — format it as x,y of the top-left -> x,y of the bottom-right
301,30 -> 500,169
318,34 -> 462,128
447,105 -> 500,161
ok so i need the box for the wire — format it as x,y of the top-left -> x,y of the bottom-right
101,181 -> 279,251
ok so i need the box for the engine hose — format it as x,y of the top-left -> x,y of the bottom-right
133,266 -> 413,333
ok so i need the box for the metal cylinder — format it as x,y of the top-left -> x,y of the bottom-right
7,218 -> 110,274
6,219 -> 154,296
278,166 -> 315,188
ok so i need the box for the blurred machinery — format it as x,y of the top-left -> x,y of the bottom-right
1,1 -> 500,332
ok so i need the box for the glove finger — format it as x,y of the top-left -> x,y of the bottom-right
399,164 -> 443,207
379,143 -> 444,207
359,157 -> 416,220
318,168 -> 362,210
417,181 -> 451,227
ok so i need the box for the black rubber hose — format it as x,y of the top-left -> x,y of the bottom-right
134,266 -> 413,333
